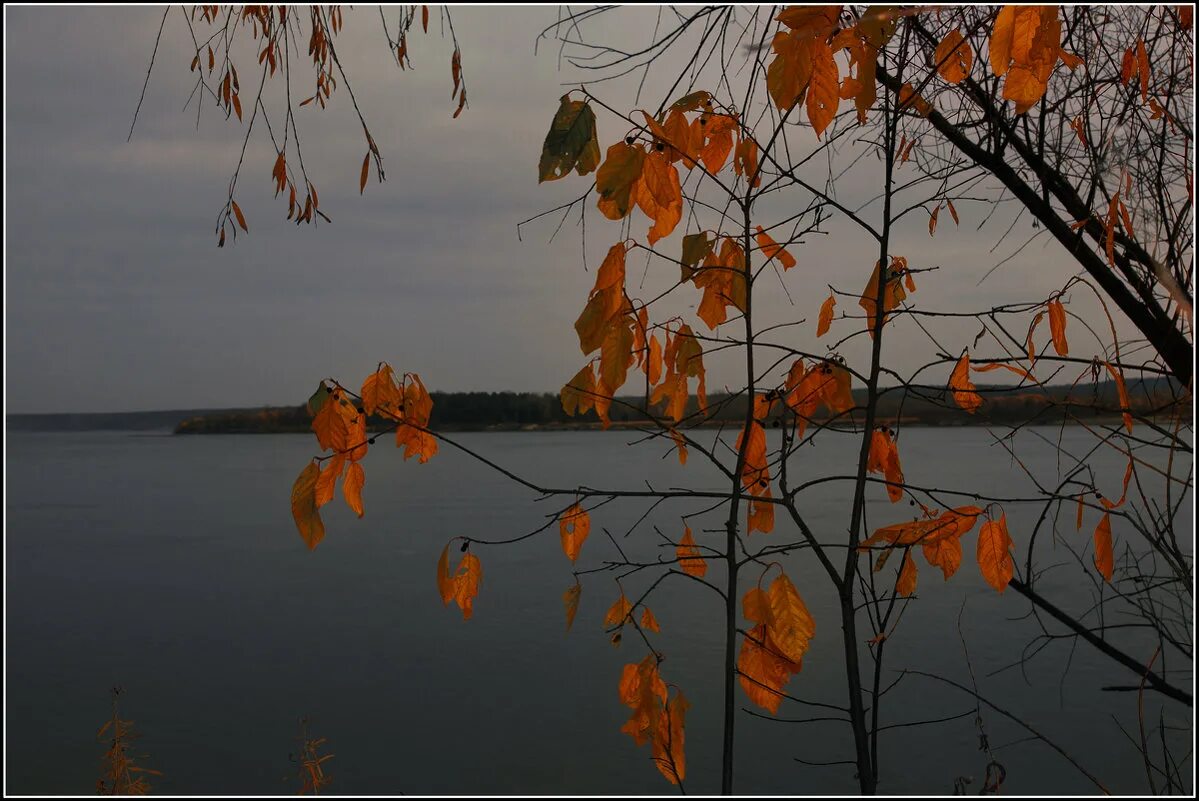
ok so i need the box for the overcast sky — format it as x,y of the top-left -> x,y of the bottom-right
6,6 -> 1129,414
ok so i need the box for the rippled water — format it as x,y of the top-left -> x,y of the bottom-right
5,427 -> 1192,794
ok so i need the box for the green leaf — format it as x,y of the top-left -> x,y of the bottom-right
538,95 -> 600,183
306,384 -> 331,417
671,90 -> 713,112
680,232 -> 713,280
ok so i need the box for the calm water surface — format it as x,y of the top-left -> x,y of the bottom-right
6,427 -> 1192,794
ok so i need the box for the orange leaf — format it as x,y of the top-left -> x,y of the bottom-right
231,200 -> 248,232
949,352 -> 982,414
755,225 -> 796,270
1103,361 -> 1134,433
450,551 -> 483,620
816,293 -> 836,337
1047,299 -> 1068,356
359,152 -> 370,194
676,527 -> 707,577
1093,512 -> 1114,582
806,40 -> 840,137
977,513 -> 1014,593
315,454 -> 344,508
934,29 -> 973,84
738,624 -> 801,713
559,503 -> 591,562
563,582 -> 582,631
291,462 -> 325,550
929,204 -> 940,236
640,606 -> 661,633
342,461 -> 365,518
765,572 -> 816,664
604,592 -> 633,628
896,550 -> 918,596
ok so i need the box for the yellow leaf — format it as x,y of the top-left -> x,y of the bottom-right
559,503 -> 591,562
765,573 -> 816,664
291,462 -> 325,550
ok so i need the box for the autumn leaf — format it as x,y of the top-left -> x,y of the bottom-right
343,461 -> 365,518
1104,361 -> 1134,433
359,152 -> 370,194
1047,298 -> 1068,356
361,363 -> 402,416
867,427 -> 905,502
755,225 -> 796,270
738,623 -> 802,714
231,200 -> 248,232
559,503 -> 591,562
652,690 -> 688,784
816,293 -> 836,337
858,256 -> 910,337
896,550 -> 918,596
563,582 -> 582,631
676,527 -> 707,577
949,352 -> 982,414
315,454 -> 344,507
807,40 -> 840,137
604,591 -> 633,629
935,29 -> 973,84
596,142 -> 646,220
765,573 -> 816,664
538,95 -> 601,182
437,543 -> 454,605
291,461 -> 325,550
977,513 -> 1014,592
640,606 -> 661,633
561,362 -> 597,417
1093,512 -> 1114,582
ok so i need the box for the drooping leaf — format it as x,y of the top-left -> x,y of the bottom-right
977,513 -> 1014,592
343,461 -> 365,518
949,352 -> 983,414
640,606 -> 661,633
765,573 -> 816,664
315,454 -> 344,508
816,293 -> 836,337
559,503 -> 592,562
604,591 -> 633,628
755,225 -> 796,270
676,527 -> 707,577
806,40 -> 840,137
538,95 -> 601,182
1047,298 -> 1068,356
896,550 -> 918,596
1104,361 -> 1134,433
596,142 -> 646,220
934,29 -> 973,84
563,582 -> 582,631
1093,512 -> 1114,582
291,462 -> 325,550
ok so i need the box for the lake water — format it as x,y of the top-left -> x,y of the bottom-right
5,427 -> 1192,795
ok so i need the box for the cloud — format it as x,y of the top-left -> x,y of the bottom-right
5,6 -> 1137,413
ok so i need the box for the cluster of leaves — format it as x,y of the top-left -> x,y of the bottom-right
290,365 -> 436,551
617,655 -> 689,785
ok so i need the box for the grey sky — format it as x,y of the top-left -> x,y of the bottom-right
6,6 -> 1129,414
